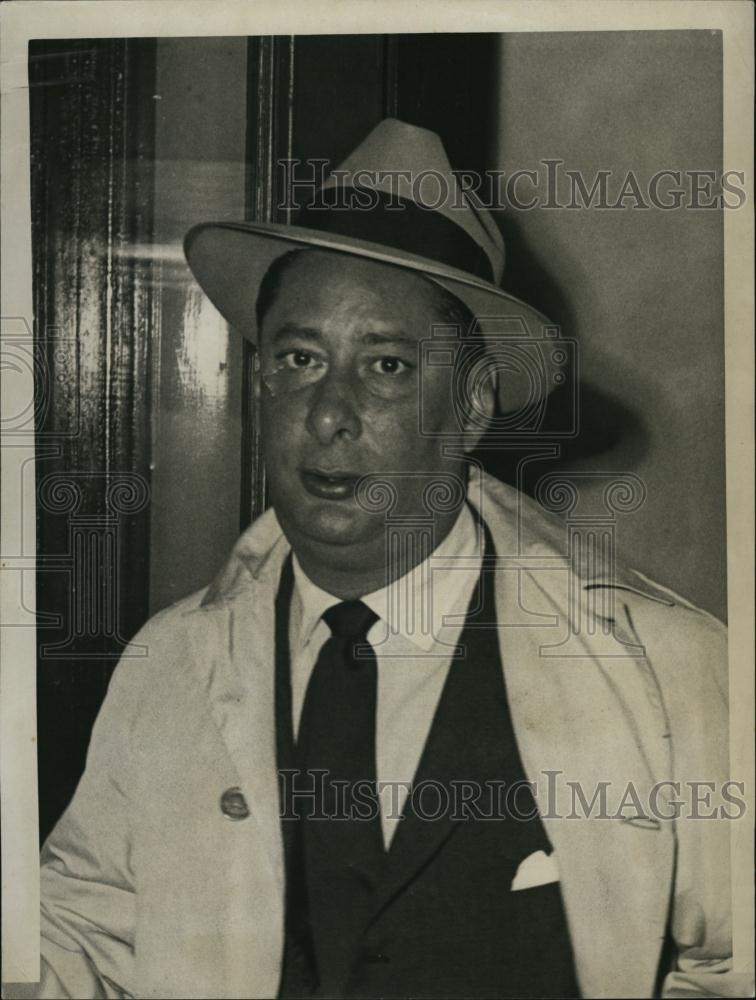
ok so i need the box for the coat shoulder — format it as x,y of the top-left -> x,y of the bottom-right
611,567 -> 727,654
610,572 -> 729,716
478,471 -> 728,700
100,586 -> 222,722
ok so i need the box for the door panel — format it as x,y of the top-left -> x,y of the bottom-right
30,38 -> 156,839
148,37 -> 248,613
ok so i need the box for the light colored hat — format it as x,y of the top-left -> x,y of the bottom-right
184,118 -> 566,412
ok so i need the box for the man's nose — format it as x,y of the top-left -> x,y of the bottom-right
305,368 -> 363,445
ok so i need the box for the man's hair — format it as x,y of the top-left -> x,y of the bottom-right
254,248 -> 477,338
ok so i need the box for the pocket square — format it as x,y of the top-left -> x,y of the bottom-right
511,849 -> 560,891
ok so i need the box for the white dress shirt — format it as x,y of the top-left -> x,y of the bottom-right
289,505 -> 483,848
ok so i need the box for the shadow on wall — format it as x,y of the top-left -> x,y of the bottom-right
475,211 -> 651,496
401,34 -> 651,499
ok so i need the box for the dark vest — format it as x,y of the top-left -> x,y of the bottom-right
275,520 -> 581,999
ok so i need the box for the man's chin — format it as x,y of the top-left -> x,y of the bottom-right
286,500 -> 376,550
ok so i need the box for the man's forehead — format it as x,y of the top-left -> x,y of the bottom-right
262,250 -> 444,332
268,322 -> 419,346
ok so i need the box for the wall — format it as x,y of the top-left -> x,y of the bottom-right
148,38 -> 247,613
493,31 -> 726,619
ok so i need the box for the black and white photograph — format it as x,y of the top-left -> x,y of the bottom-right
1,2 -> 753,998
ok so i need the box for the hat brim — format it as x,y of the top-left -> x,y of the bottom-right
184,220 -> 565,413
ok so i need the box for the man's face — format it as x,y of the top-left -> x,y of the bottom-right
256,250 -> 490,573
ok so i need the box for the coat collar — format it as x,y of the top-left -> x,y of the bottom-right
289,501 -> 479,654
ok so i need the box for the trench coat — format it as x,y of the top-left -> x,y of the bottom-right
19,470 -> 747,999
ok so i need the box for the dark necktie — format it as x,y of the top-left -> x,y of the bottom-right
296,600 -> 385,995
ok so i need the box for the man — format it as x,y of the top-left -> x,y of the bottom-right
22,120 -> 742,998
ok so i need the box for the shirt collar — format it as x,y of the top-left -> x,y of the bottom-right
292,504 -> 481,653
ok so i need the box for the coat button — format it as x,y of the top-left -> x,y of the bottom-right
364,951 -> 390,964
362,939 -> 390,963
220,786 -> 250,820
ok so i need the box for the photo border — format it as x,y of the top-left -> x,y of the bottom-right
2,0 -> 753,983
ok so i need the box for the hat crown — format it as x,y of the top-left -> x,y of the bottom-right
335,118 -> 448,179
320,118 -> 505,283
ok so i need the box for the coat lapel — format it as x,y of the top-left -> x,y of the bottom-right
472,475 -> 676,999
190,514 -> 290,890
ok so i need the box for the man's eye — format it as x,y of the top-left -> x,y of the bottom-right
279,350 -> 317,370
370,356 -> 410,375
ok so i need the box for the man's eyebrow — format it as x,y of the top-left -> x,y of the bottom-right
269,323 -> 323,343
269,326 -> 418,346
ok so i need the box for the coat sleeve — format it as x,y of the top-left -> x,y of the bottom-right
634,600 -> 753,999
12,644 -> 150,1000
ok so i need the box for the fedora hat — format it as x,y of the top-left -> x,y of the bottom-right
184,118 -> 565,413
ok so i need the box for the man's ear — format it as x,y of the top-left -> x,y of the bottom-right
461,364 -> 496,453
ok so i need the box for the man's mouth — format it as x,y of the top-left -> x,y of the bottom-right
300,468 -> 360,501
